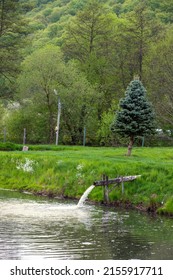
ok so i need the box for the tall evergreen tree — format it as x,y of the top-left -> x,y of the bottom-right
111,77 -> 155,156
0,0 -> 28,98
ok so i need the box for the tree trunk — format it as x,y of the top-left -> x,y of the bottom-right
126,136 -> 134,156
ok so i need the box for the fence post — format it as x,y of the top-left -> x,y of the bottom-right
142,136 -> 145,147
83,126 -> 86,146
23,128 -> 26,145
3,128 -> 6,142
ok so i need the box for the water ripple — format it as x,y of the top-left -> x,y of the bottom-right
1,190 -> 173,259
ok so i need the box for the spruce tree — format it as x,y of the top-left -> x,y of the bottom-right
111,77 -> 155,156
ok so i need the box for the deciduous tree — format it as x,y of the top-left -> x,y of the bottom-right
124,2 -> 163,79
62,0 -> 120,111
17,45 -> 99,144
146,30 -> 173,130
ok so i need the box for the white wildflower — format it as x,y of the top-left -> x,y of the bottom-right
76,164 -> 84,171
76,163 -> 84,179
16,158 -> 37,173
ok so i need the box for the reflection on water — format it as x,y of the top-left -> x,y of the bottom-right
0,189 -> 173,260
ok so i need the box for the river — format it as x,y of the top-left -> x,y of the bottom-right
0,188 -> 173,260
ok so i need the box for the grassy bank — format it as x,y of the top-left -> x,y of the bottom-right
0,145 -> 173,215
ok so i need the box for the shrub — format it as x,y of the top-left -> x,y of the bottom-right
0,142 -> 23,151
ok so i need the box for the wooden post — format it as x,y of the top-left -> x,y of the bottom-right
105,175 -> 110,204
121,177 -> 124,194
102,174 -> 105,202
103,174 -> 109,204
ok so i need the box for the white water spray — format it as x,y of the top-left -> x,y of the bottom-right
77,185 -> 95,207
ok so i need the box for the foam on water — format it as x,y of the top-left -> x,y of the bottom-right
0,185 -> 96,226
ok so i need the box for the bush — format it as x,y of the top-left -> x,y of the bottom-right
0,142 -> 23,151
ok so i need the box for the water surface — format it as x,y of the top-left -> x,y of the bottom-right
0,189 -> 173,260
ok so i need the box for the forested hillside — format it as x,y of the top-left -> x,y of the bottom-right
1,0 -> 173,146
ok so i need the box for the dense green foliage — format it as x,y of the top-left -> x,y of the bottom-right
1,0 -> 173,146
0,0 -> 28,98
1,146 -> 173,215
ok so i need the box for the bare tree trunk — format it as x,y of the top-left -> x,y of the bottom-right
126,135 -> 134,156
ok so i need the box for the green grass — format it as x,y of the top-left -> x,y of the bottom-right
1,145 -> 173,214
